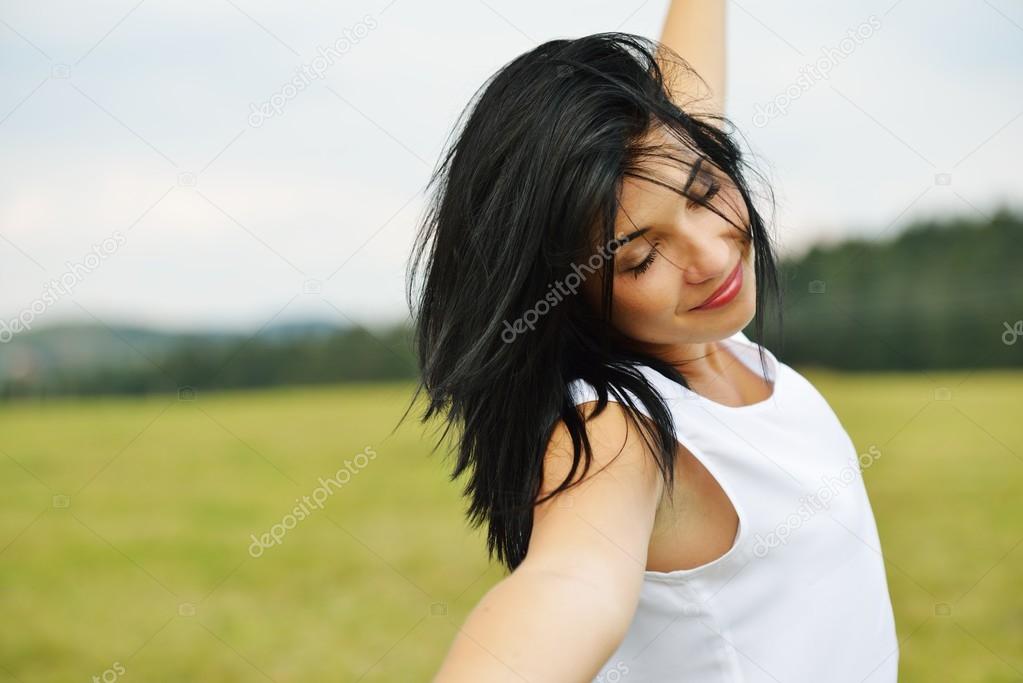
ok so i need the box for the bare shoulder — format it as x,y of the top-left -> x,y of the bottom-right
538,401 -> 664,511
522,401 -> 664,588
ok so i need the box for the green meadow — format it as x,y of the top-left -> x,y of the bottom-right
1,369 -> 1021,682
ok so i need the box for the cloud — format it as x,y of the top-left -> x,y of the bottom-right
1,0 -> 1020,327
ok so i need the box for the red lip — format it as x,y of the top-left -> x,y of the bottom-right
691,260 -> 742,311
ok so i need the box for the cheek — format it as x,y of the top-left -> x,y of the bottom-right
611,271 -> 680,326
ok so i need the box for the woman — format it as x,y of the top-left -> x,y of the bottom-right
406,2 -> 898,681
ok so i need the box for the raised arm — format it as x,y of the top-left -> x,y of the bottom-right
657,0 -> 727,118
432,403 -> 664,682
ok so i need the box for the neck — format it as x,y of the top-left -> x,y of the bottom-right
621,335 -> 732,385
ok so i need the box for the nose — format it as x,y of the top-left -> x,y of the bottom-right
672,224 -> 734,286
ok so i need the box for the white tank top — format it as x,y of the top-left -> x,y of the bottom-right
567,329 -> 898,682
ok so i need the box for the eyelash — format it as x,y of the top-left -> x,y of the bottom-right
686,180 -> 721,210
630,245 -> 658,277
629,181 -> 722,278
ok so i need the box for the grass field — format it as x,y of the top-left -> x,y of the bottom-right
1,368 -> 1021,682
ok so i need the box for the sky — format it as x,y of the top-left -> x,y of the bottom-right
1,0 -> 1021,334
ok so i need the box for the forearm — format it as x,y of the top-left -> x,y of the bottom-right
658,0 -> 727,115
433,563 -> 637,682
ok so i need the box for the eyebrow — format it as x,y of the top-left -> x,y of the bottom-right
617,227 -> 650,245
683,156 -> 705,194
614,157 -> 716,248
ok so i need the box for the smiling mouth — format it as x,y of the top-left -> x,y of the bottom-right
690,260 -> 743,311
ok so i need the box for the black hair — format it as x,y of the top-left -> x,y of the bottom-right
404,31 -> 782,573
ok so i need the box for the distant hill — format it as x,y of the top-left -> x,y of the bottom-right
0,324 -> 228,381
0,205 -> 1020,400
0,319 -> 417,399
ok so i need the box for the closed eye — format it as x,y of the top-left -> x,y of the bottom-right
629,245 -> 658,277
686,180 -> 721,211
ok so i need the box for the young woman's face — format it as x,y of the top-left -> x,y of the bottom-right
582,133 -> 756,348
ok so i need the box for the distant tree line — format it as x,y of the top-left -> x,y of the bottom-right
0,324 -> 417,400
0,206 -> 1020,400
769,205 -> 1021,370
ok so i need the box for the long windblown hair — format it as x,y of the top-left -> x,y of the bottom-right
404,32 -> 782,573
